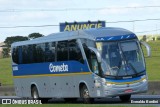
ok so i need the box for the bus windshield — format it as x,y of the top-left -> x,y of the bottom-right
96,40 -> 145,78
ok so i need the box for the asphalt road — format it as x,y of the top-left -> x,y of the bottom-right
0,95 -> 160,105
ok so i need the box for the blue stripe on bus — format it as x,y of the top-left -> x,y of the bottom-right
105,76 -> 143,83
12,60 -> 90,76
96,34 -> 137,41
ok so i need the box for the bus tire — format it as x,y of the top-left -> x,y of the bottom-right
31,86 -> 39,100
31,86 -> 49,104
119,94 -> 131,102
80,85 -> 94,104
64,98 -> 77,103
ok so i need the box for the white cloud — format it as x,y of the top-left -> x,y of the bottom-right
128,3 -> 141,7
0,0 -> 76,25
149,0 -> 160,5
9,12 -> 50,22
0,12 -> 55,27
129,1 -> 160,13
0,0 -> 66,11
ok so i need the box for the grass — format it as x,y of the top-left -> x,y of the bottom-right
0,57 -> 12,85
0,41 -> 160,85
142,41 -> 160,81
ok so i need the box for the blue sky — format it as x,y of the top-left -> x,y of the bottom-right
0,0 -> 160,42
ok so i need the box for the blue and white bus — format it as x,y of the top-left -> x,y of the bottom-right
11,27 -> 150,103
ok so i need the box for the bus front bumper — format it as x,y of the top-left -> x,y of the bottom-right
103,80 -> 148,97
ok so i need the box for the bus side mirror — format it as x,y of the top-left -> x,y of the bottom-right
140,41 -> 151,57
88,47 -> 102,63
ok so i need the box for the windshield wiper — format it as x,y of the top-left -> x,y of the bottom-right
128,62 -> 138,74
133,70 -> 145,77
118,42 -> 140,76
117,43 -> 129,76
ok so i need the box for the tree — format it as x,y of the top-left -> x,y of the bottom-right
28,33 -> 44,40
4,36 -> 28,48
3,36 -> 28,58
2,48 -> 10,58
142,35 -> 147,42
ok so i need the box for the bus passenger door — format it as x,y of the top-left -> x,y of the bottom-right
90,52 -> 104,97
83,45 -> 104,97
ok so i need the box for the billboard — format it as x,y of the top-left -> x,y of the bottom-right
60,21 -> 105,32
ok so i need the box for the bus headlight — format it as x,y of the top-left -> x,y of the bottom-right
106,83 -> 114,87
142,78 -> 147,82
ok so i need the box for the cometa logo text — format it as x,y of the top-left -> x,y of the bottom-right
49,63 -> 68,72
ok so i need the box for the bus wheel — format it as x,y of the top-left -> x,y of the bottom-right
119,94 -> 131,102
31,86 -> 49,104
31,86 -> 39,100
80,85 -> 94,104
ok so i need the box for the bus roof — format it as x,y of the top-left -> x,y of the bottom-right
12,27 -> 136,47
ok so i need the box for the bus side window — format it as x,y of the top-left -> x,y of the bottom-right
32,44 -> 37,63
22,45 -> 28,64
57,41 -> 68,61
28,45 -> 33,63
45,42 -> 56,62
68,40 -> 84,63
36,43 -> 45,63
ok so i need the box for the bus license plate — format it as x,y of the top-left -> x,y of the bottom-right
125,89 -> 133,93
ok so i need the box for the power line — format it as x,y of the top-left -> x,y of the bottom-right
0,18 -> 160,28
0,25 -> 58,28
107,18 -> 160,23
1,24 -> 159,34
135,29 -> 160,34
0,5 -> 160,12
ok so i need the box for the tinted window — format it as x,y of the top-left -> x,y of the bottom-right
32,44 -> 37,63
36,43 -> 45,63
28,45 -> 33,63
57,41 -> 68,61
68,40 -> 83,63
45,42 -> 56,62
81,39 -> 95,47
18,42 -> 56,64
22,45 -> 29,64
21,45 -> 35,64
13,40 -> 84,64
